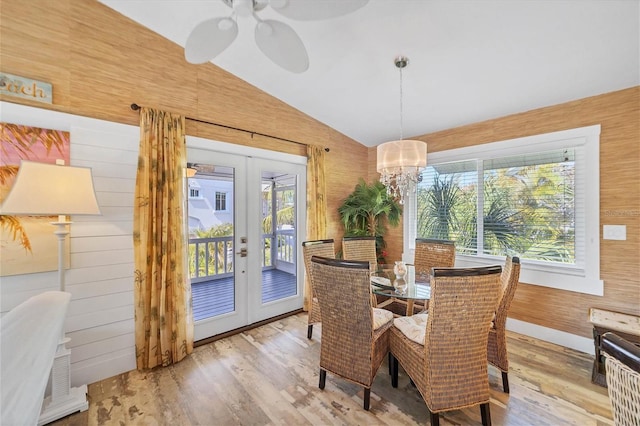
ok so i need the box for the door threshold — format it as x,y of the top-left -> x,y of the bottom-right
194,308 -> 304,347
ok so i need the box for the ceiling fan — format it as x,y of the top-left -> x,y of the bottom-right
184,0 -> 369,73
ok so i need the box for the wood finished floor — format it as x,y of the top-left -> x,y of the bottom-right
52,313 -> 612,426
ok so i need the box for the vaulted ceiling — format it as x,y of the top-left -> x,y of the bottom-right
99,0 -> 639,147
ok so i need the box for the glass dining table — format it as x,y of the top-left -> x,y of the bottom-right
371,264 -> 430,316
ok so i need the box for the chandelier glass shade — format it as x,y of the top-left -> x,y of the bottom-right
376,139 -> 426,204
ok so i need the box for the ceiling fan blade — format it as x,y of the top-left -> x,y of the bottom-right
255,20 -> 309,73
185,17 -> 238,64
269,0 -> 369,21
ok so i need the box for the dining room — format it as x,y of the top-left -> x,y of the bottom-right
1,1 -> 638,425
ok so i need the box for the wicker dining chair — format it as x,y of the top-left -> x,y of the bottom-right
342,236 -> 387,305
310,256 -> 394,410
341,236 -> 378,270
414,238 -> 456,280
602,332 -> 640,426
487,256 -> 521,393
390,265 -> 503,426
302,239 -> 336,339
412,238 -> 456,311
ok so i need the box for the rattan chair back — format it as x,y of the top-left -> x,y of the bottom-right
390,265 -> 502,425
424,266 -> 502,411
487,256 -> 521,393
310,255 -> 391,410
342,236 -> 377,271
302,239 -> 335,339
602,332 -> 640,426
414,238 -> 456,280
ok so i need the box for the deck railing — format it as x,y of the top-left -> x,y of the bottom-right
189,230 -> 295,284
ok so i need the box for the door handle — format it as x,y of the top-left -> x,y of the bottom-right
236,248 -> 247,257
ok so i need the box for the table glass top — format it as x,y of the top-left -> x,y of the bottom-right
371,264 -> 431,300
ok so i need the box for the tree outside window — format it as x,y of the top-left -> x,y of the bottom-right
416,148 -> 575,265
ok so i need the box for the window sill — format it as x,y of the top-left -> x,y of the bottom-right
455,254 -> 604,296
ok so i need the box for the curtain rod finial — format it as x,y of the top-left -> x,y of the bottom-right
324,147 -> 330,152
131,103 -> 140,111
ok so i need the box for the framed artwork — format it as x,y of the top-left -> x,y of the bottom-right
0,123 -> 71,276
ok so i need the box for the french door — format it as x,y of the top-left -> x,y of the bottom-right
187,142 -> 306,341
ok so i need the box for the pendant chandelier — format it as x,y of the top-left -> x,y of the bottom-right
376,56 -> 427,204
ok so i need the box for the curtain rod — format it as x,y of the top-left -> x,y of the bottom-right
130,103 -> 329,152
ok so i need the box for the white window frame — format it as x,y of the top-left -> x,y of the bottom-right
215,191 -> 228,212
403,125 -> 603,296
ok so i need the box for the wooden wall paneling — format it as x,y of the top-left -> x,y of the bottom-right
70,235 -> 132,253
0,100 -> 140,386
65,305 -> 133,335
0,0 -> 72,109
323,132 -> 370,242
65,276 -> 132,300
69,320 -> 134,349
71,346 -> 136,389
68,1 -> 199,123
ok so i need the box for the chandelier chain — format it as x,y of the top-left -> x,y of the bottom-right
399,66 -> 404,141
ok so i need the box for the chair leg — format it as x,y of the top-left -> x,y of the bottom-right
319,369 -> 326,389
429,410 -> 439,426
391,355 -> 399,388
388,352 -> 392,375
307,324 -> 313,339
480,402 -> 491,426
363,387 -> 370,411
501,371 -> 510,393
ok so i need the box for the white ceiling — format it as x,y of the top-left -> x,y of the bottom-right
99,0 -> 639,147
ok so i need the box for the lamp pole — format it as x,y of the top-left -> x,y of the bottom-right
39,218 -> 88,425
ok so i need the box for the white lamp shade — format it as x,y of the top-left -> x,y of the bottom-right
376,139 -> 427,172
0,161 -> 101,216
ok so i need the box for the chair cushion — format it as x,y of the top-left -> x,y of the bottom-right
393,313 -> 429,345
373,308 -> 394,330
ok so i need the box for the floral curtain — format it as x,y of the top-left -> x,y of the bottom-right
133,107 -> 193,369
304,145 -> 327,311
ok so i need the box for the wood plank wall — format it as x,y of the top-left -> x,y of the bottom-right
0,103 -> 140,387
0,0 -> 365,244
373,87 -> 640,339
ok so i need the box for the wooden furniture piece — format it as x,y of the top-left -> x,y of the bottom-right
487,256 -> 521,393
301,239 -> 336,339
310,256 -> 393,410
390,265 -> 502,426
601,332 -> 640,425
589,308 -> 640,387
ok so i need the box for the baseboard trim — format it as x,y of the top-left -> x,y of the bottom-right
194,309 -> 303,347
507,318 -> 595,355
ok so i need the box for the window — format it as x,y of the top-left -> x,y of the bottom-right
189,188 -> 200,198
215,191 -> 227,211
404,125 -> 602,295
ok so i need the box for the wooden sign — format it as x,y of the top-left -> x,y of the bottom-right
0,72 -> 52,104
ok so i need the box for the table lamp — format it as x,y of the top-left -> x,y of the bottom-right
0,160 -> 101,423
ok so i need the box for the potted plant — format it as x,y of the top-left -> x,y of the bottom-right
338,178 -> 402,264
